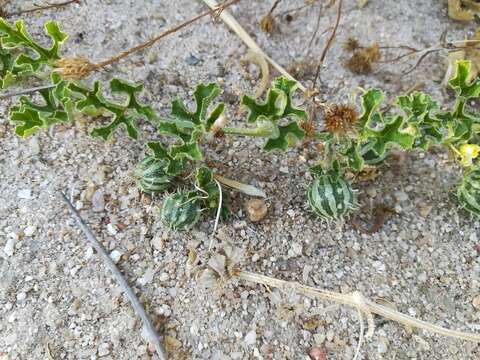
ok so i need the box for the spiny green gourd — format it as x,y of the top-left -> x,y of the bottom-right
161,191 -> 201,231
135,156 -> 173,194
457,167 -> 480,216
307,166 -> 356,221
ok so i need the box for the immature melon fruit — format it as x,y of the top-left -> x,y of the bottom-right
161,192 -> 201,231
307,172 -> 356,220
457,168 -> 480,216
135,156 -> 173,194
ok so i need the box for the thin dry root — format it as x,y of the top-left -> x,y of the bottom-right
54,57 -> 98,80
236,270 -> 480,342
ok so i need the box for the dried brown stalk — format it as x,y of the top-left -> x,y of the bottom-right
312,0 -> 342,86
4,0 -> 80,17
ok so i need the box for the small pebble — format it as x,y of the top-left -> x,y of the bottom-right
98,342 -> 111,357
91,189 -> 105,212
109,250 -> 123,264
246,199 -> 268,222
185,54 -> 202,66
4,237 -> 15,257
107,223 -> 118,235
309,346 -> 327,360
23,225 -> 36,237
16,292 -> 27,302
244,330 -> 256,346
472,295 -> 480,310
17,189 -> 33,200
394,191 -> 409,202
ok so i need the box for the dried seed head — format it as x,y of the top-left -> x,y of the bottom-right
345,43 -> 381,74
343,37 -> 360,52
260,14 -> 275,33
300,120 -> 317,138
324,103 -> 358,134
54,57 -> 97,80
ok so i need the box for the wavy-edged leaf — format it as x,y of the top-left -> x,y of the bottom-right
0,19 -> 67,88
68,78 -> 155,140
448,60 -> 480,99
9,73 -> 73,137
364,115 -> 415,156
264,122 -> 305,151
241,88 -> 286,123
272,77 -> 307,121
146,141 -> 186,176
357,88 -> 384,129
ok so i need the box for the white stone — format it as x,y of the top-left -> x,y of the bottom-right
4,237 -> 15,257
244,330 -> 256,346
16,292 -> 27,301
137,268 -> 155,286
107,223 -> 118,235
98,342 -> 110,356
17,189 -> 33,199
109,250 -> 123,264
24,225 -> 36,237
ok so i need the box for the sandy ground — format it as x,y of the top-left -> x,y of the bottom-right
1,0 -> 480,359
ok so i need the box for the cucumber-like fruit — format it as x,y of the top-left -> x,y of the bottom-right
161,192 -> 201,231
135,156 -> 173,194
307,172 -> 356,220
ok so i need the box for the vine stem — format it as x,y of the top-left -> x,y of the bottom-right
94,0 -> 241,69
222,126 -> 273,137
0,84 -> 56,100
236,270 -> 480,342
60,193 -> 168,360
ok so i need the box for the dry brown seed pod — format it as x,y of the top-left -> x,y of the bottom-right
260,14 -> 275,33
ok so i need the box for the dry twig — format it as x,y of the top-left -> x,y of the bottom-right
61,193 -> 168,360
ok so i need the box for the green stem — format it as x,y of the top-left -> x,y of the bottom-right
222,126 -> 273,137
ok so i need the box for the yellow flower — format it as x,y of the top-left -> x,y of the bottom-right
459,144 -> 480,167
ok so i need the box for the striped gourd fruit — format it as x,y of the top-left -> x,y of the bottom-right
457,168 -> 480,217
161,192 -> 201,231
307,173 -> 356,220
135,156 -> 173,194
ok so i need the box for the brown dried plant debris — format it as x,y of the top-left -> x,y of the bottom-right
345,43 -> 381,74
448,0 -> 480,21
54,57 -> 98,80
260,14 -> 276,33
324,103 -> 358,135
343,37 -> 360,52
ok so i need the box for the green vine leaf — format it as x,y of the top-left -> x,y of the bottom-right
357,88 -> 384,129
241,76 -> 306,151
9,73 -> 73,137
448,60 -> 480,99
364,115 -> 416,156
264,122 -> 305,151
146,141 -> 186,175
69,78 -> 155,140
0,19 -> 67,88
157,82 -> 225,161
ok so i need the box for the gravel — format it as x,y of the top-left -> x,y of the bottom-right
1,0 -> 480,359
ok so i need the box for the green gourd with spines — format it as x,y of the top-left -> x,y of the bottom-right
457,167 -> 480,216
161,191 -> 201,231
135,156 -> 173,194
307,166 -> 356,220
